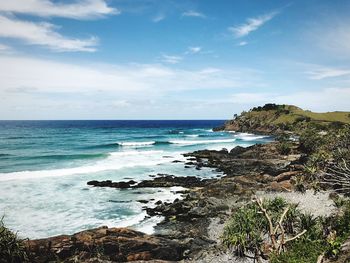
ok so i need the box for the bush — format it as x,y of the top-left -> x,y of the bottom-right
276,134 -> 293,155
0,218 -> 28,263
222,197 -> 306,261
222,203 -> 263,257
270,240 -> 325,263
294,116 -> 311,123
299,129 -> 326,154
277,141 -> 293,155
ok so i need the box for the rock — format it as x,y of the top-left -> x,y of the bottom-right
26,227 -> 184,262
87,175 -> 213,189
268,180 -> 293,192
275,170 -> 300,182
87,180 -> 137,189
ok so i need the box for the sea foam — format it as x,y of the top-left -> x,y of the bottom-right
117,141 -> 156,146
0,150 -> 171,181
169,138 -> 236,145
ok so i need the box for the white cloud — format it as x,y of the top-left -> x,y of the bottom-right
275,88 -> 350,111
229,11 -> 278,38
0,55 -> 264,119
0,15 -> 98,52
0,55 -> 259,94
229,88 -> 350,112
0,0 -> 118,19
182,11 -> 206,18
0,43 -> 12,53
161,54 -> 183,64
152,13 -> 165,23
306,66 -> 350,80
238,41 -> 248,46
187,46 -> 202,54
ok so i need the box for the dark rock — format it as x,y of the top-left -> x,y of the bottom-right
87,180 -> 137,189
26,227 -> 184,262
87,175 -> 213,189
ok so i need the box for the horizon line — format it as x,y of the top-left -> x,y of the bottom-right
0,119 -> 228,121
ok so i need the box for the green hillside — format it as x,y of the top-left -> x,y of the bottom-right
217,104 -> 350,134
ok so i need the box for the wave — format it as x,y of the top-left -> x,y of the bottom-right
117,138 -> 240,147
168,130 -> 184,134
24,153 -> 107,161
0,150 -> 173,181
169,138 -> 236,145
117,141 -> 156,147
83,143 -> 119,150
234,133 -> 267,141
185,134 -> 199,138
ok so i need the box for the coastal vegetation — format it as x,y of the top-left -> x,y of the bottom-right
0,217 -> 28,263
223,196 -> 350,263
298,124 -> 350,194
216,103 -> 350,135
219,104 -> 350,263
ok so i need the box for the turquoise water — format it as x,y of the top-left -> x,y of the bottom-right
0,120 -> 271,238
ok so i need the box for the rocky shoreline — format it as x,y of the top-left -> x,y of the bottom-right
25,139 -> 312,262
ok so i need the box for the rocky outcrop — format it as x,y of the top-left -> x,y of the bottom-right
26,226 -> 184,262
87,174 -> 213,189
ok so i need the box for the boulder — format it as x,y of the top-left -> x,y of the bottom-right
26,227 -> 184,262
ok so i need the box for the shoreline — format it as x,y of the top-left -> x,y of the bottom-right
24,136 -> 334,262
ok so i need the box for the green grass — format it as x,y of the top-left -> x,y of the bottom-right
244,104 -> 350,128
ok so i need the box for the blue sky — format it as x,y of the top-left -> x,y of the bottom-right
0,0 -> 349,119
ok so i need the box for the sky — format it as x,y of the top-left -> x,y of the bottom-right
0,0 -> 350,120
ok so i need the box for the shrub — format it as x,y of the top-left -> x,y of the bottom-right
299,129 -> 326,154
0,218 -> 28,263
222,197 -> 306,261
222,203 -> 263,257
276,134 -> 293,155
277,141 -> 293,155
294,116 -> 311,123
270,240 -> 325,263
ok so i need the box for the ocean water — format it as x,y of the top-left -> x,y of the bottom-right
0,120 -> 271,239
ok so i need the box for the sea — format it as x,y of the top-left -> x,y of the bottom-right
0,120 -> 271,239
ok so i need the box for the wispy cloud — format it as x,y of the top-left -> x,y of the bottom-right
238,41 -> 248,46
0,0 -> 118,19
0,15 -> 98,52
229,87 -> 350,112
229,11 -> 278,38
306,66 -> 350,80
161,54 -> 183,64
0,43 -> 12,53
152,13 -> 165,23
182,11 -> 206,18
187,46 -> 202,54
0,55 -> 259,94
0,55 -> 265,119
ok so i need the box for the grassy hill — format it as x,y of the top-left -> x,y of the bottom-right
216,104 -> 350,135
